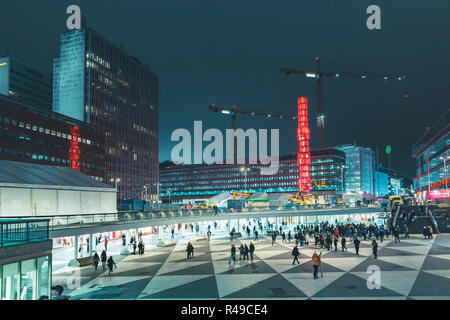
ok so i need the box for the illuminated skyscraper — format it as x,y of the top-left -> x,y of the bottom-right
0,56 -> 52,111
53,28 -> 159,199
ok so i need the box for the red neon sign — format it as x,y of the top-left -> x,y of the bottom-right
297,97 -> 311,191
68,126 -> 81,171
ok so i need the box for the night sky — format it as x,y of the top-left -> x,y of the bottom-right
1,0 -> 449,178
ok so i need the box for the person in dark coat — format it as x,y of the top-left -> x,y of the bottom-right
249,242 -> 255,262
101,250 -> 107,270
229,244 -> 237,264
107,256 -> 116,275
333,235 -> 338,251
271,232 -> 277,245
92,252 -> 100,270
341,236 -> 347,251
372,240 -> 378,259
291,244 -> 300,265
354,237 -> 361,255
186,242 -> 194,259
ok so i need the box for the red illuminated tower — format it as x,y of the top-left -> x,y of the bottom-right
297,97 -> 311,191
69,126 -> 81,171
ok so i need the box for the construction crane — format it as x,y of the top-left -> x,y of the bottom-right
208,104 -> 297,160
281,57 -> 406,148
403,84 -> 450,99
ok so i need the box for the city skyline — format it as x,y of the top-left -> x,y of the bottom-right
0,1 -> 449,179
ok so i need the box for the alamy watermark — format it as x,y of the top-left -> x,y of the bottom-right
170,121 -> 280,175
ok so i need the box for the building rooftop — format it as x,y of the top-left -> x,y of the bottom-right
0,160 -> 113,190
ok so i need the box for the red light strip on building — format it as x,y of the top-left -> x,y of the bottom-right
69,126 -> 81,171
297,97 -> 311,191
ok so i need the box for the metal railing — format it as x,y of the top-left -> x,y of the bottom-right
0,219 -> 49,247
0,204 -> 379,232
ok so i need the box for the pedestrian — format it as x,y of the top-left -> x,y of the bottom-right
282,232 -> 286,243
341,236 -> 347,251
207,230 -> 211,241
254,230 -> 259,241
244,244 -> 249,261
186,242 -> 194,259
288,231 -> 292,242
372,239 -> 378,259
354,237 -> 360,255
271,232 -> 276,245
133,241 -> 137,254
101,250 -> 107,270
394,228 -> 400,243
92,252 -> 100,270
312,251 -> 320,279
229,244 -> 237,264
333,235 -> 338,251
404,225 -> 409,239
138,241 -> 144,255
104,237 -> 108,251
171,228 -> 175,239
107,256 -> 116,275
292,244 -> 300,265
317,251 -> 323,278
249,242 -> 255,262
429,226 -> 433,239
230,229 -> 234,241
238,244 -> 244,261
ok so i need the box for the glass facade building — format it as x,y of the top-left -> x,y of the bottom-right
160,148 -> 345,200
338,144 -> 375,196
0,94 -> 105,180
0,56 -> 52,111
0,219 -> 52,300
412,108 -> 449,202
53,28 -> 159,199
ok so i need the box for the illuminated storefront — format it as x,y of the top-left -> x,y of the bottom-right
412,108 -> 449,202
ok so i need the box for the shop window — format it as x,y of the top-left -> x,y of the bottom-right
2,262 -> 20,300
20,259 -> 36,300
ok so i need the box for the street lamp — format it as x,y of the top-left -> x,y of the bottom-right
110,178 -> 120,189
240,167 -> 250,193
154,183 -> 161,201
439,155 -> 449,195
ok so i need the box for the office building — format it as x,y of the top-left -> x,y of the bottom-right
53,28 -> 159,200
0,94 -> 105,180
0,56 -> 52,111
338,144 -> 376,196
159,148 -> 345,201
412,108 -> 449,202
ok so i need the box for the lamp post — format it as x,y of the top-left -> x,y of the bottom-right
439,155 -> 449,195
110,178 -> 120,200
154,183 -> 161,201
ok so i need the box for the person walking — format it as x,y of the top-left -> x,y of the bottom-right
107,256 -> 116,276
271,232 -> 277,246
292,244 -> 300,265
138,241 -> 144,255
372,239 -> 378,259
317,251 -> 323,278
186,242 -> 194,259
282,232 -> 286,243
249,242 -> 255,262
354,237 -> 360,255
92,252 -> 100,271
229,244 -> 237,264
133,240 -> 137,255
207,230 -> 211,241
254,230 -> 259,241
404,225 -> 410,239
312,252 -> 320,279
394,227 -> 400,243
244,244 -> 249,261
104,237 -> 108,251
288,231 -> 292,242
101,250 -> 107,270
341,236 -> 347,252
238,244 -> 244,261
230,229 -> 234,241
333,235 -> 338,252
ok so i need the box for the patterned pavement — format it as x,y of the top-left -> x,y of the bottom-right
56,233 -> 450,300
